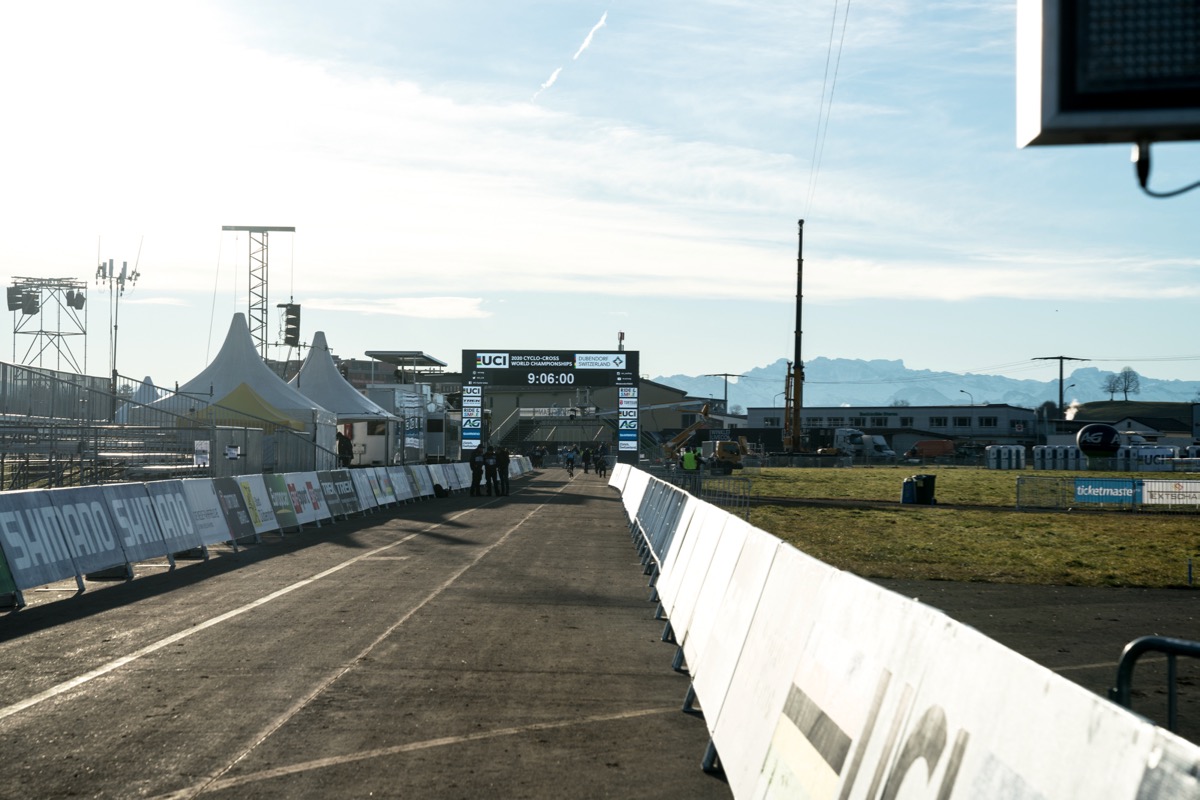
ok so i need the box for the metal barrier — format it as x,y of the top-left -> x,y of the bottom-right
1109,636 -> 1200,733
640,464 -> 750,520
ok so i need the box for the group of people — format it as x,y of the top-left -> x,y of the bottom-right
560,443 -> 609,477
468,445 -> 511,497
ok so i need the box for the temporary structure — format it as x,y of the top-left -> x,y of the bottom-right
137,313 -> 336,470
114,375 -> 164,423
288,331 -> 398,423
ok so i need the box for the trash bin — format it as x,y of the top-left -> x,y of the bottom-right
901,478 -> 916,504
912,474 -> 936,505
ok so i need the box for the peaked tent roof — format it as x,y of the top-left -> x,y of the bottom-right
190,382 -> 305,431
145,313 -> 333,426
288,331 -> 400,423
114,375 -> 164,423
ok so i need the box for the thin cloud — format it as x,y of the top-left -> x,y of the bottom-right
531,67 -> 562,101
532,11 -> 608,101
308,297 -> 490,319
573,11 -> 608,60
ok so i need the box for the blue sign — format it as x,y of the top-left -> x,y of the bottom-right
1073,478 -> 1141,505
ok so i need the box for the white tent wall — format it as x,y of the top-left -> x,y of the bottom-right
288,331 -> 401,467
134,314 -> 337,475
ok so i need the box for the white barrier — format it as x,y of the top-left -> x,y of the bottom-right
613,467 -> 1200,799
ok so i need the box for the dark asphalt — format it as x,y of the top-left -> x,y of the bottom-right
0,468 -> 731,799
5,467 -> 1198,799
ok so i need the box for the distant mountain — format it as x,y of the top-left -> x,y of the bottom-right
652,358 -> 1200,413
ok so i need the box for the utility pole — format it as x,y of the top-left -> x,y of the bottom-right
784,219 -> 805,452
703,373 -> 744,414
1033,355 -> 1088,418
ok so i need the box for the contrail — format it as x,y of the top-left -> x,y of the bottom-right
532,11 -> 607,103
573,11 -> 607,60
531,67 -> 562,101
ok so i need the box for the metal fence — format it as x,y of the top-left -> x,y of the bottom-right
1016,475 -> 1200,514
0,361 -> 337,489
642,464 -> 752,520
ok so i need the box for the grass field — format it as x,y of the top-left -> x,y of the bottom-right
744,466 -> 1200,588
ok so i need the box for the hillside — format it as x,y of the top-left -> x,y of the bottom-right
653,358 -> 1200,413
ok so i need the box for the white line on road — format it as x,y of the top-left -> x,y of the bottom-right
157,497 -> 555,799
0,504 -> 491,723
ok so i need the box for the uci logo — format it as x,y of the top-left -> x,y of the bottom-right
476,353 -> 509,369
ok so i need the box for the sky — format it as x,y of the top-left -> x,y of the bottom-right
2,1 -> 1199,395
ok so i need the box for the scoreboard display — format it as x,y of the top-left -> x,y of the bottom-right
460,349 -> 640,462
462,350 -> 639,387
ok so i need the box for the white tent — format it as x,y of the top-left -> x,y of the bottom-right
114,375 -> 163,423
137,313 -> 336,471
288,331 -> 399,423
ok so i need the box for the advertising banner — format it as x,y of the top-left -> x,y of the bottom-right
1142,480 -> 1200,506
100,483 -> 171,564
351,470 -> 378,509
285,472 -> 330,525
388,467 -> 415,501
1073,478 -> 1140,505
235,475 -> 279,535
372,467 -> 397,505
317,470 -> 347,518
0,489 -> 80,590
262,474 -> 300,531
408,465 -> 435,497
180,479 -> 238,546
145,480 -> 206,553
330,469 -> 362,515
211,478 -> 259,543
46,486 -> 129,574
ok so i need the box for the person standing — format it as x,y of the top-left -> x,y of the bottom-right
582,447 -> 593,474
497,447 -> 511,496
680,446 -> 703,492
469,445 -> 485,496
336,431 -> 354,467
483,446 -> 501,496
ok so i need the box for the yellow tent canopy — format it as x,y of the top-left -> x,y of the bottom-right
188,382 -> 305,432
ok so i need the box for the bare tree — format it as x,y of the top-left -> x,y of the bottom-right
1102,372 -> 1122,401
1117,366 -> 1141,401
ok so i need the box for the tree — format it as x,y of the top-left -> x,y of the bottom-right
1116,366 -> 1141,401
890,399 -> 911,407
1102,372 -> 1121,401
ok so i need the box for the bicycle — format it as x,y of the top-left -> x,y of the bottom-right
565,459 -> 575,478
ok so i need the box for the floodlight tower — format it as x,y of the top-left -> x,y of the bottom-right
7,276 -> 89,373
222,225 -> 296,358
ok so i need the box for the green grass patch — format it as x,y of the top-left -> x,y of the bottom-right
745,467 -> 1200,588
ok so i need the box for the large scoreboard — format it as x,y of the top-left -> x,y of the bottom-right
461,349 -> 640,462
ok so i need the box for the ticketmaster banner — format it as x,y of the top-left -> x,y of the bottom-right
0,489 -> 80,590
145,480 -> 206,553
45,486 -> 129,574
1073,478 -> 1140,505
